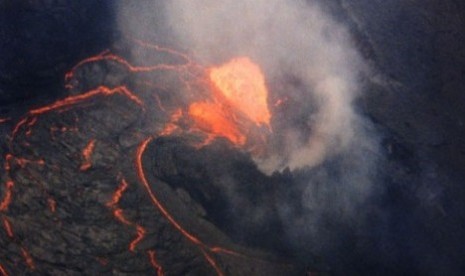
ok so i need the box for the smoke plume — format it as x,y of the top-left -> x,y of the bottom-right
162,0 -> 371,173
117,0 -> 381,266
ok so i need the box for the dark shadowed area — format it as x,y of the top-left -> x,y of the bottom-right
0,0 -> 465,275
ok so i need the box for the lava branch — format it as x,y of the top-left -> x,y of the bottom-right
80,139 -> 96,171
10,85 -> 145,143
106,178 -> 147,253
2,217 -> 13,238
135,137 -> 250,275
148,250 -> 164,276
201,249 -> 224,276
20,247 -> 35,270
0,118 -> 10,124
0,180 -> 14,212
0,263 -> 8,276
0,154 -> 45,271
65,49 -> 195,85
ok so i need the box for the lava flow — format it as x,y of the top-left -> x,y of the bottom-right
106,177 -> 147,252
80,139 -> 96,171
188,57 -> 271,148
0,38 -> 278,274
209,57 -> 270,127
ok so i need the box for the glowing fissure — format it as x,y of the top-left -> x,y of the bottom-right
136,137 -> 251,275
106,178 -> 147,252
11,86 -> 145,143
0,181 -> 14,212
188,101 -> 246,146
0,39 -> 271,273
2,217 -> 13,238
80,139 -> 96,171
20,247 -> 35,270
209,57 -> 270,127
148,250 -> 164,276
188,57 -> 271,148
0,263 -> 8,276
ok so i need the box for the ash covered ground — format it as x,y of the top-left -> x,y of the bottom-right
1,1 -> 465,275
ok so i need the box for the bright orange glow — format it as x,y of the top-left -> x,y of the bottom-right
209,57 -> 270,126
47,198 -> 57,213
106,178 -> 147,252
188,57 -> 271,147
2,217 -> 13,238
148,250 -> 164,276
188,102 -> 246,146
135,137 -> 242,275
0,181 -> 14,212
80,139 -> 96,171
20,247 -> 35,270
0,263 -> 8,276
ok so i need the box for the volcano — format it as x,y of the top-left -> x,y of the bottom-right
1,1 -> 465,276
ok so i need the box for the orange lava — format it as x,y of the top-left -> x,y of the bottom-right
136,138 -> 202,245
135,137 -> 247,275
209,57 -> 270,126
130,226 -> 146,252
47,198 -> 57,213
0,181 -> 14,212
20,247 -> 35,270
188,102 -> 246,146
0,263 -> 8,276
0,40 -> 263,272
188,57 -> 271,147
148,250 -> 164,276
80,139 -> 96,171
11,86 -> 144,142
107,178 -> 147,252
2,217 -> 13,238
201,249 -> 224,276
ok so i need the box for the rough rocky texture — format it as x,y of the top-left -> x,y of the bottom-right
0,0 -> 465,275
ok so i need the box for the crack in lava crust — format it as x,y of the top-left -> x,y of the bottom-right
136,137 -> 224,274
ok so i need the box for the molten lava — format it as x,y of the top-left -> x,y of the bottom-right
210,57 -> 270,126
188,57 -> 271,147
0,39 -> 273,274
188,101 -> 246,146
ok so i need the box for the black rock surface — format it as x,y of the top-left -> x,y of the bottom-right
1,1 -> 465,275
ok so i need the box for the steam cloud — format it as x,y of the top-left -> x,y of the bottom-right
161,0 -> 372,173
117,0 -> 381,266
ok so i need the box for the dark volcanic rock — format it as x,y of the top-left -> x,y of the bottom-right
0,1 -> 465,275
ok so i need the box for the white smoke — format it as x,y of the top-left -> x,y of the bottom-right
117,0 -> 381,260
160,0 -> 370,173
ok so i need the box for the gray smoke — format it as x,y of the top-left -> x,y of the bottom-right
117,0 -> 381,263
162,0 -> 371,173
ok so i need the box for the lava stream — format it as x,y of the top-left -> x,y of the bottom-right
11,86 -> 144,142
136,137 -> 251,275
0,263 -> 8,276
2,217 -> 13,238
20,247 -> 35,270
80,139 -> 96,171
209,57 -> 270,127
106,178 -> 148,252
148,250 -> 164,276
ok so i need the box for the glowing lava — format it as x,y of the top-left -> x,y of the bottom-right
148,250 -> 164,276
0,263 -> 8,276
80,139 -> 96,171
209,57 -> 270,127
188,101 -> 246,146
188,57 -> 271,147
106,178 -> 147,252
0,39 -> 273,274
